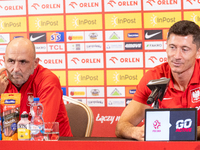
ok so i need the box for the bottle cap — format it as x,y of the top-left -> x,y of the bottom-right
33,97 -> 40,102
21,111 -> 28,118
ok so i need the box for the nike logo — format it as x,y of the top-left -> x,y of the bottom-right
145,31 -> 161,39
30,34 -> 45,41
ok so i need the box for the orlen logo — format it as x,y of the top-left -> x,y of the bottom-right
31,3 -> 60,10
176,119 -> 192,132
0,5 -> 23,10
152,120 -> 161,132
69,2 -> 99,8
71,57 -> 101,64
146,0 -> 177,6
148,56 -> 167,63
186,0 -> 200,5
107,0 -> 138,7
109,57 -> 140,64
72,17 -> 97,28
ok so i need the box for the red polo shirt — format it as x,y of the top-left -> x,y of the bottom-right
134,59 -> 200,125
4,64 -> 73,137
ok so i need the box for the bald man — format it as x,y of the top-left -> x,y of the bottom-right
0,38 -> 73,137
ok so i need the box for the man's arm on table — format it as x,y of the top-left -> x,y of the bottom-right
115,100 -> 150,141
197,126 -> 200,140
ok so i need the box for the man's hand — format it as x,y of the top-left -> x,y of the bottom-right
0,68 -> 9,94
133,125 -> 145,141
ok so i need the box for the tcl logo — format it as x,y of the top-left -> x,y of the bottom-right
148,56 -> 167,63
107,0 -> 138,7
69,2 -> 99,8
176,119 -> 192,132
31,3 -> 60,10
109,57 -> 140,63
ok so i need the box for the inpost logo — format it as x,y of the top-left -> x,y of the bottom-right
107,70 -> 143,85
184,12 -> 200,26
29,16 -> 64,31
68,70 -> 104,86
66,14 -> 102,30
0,17 -> 26,32
144,12 -> 181,28
105,13 -> 141,29
51,71 -> 66,86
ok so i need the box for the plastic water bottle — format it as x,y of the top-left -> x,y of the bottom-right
30,97 -> 44,141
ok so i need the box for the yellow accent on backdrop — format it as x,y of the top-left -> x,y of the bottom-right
68,70 -> 104,86
144,12 -> 182,28
29,15 -> 64,31
52,71 -> 66,86
66,14 -> 102,30
107,70 -> 143,85
105,13 -> 142,29
184,11 -> 200,26
0,17 -> 26,32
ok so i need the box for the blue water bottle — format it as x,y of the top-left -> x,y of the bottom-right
30,97 -> 44,141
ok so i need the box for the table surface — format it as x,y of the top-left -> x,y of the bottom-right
1,137 -> 200,150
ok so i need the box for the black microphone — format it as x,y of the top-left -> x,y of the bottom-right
146,77 -> 170,105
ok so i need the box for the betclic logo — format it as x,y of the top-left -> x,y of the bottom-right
143,0 -> 181,10
104,0 -> 141,12
28,0 -> 64,14
107,70 -> 143,85
68,53 -> 104,69
184,12 -> 200,26
0,17 -> 26,32
66,0 -> 102,13
68,70 -> 104,86
66,14 -> 102,30
183,0 -> 200,9
29,16 -> 64,31
0,0 -> 26,16
105,13 -> 141,29
144,12 -> 181,28
106,52 -> 143,68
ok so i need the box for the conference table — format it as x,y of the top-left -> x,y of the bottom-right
1,137 -> 200,150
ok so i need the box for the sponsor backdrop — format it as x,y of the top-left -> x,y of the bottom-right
0,0 -> 199,137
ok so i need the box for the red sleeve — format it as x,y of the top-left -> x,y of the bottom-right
36,73 -> 62,123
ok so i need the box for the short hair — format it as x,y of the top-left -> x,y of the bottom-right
167,20 -> 200,49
